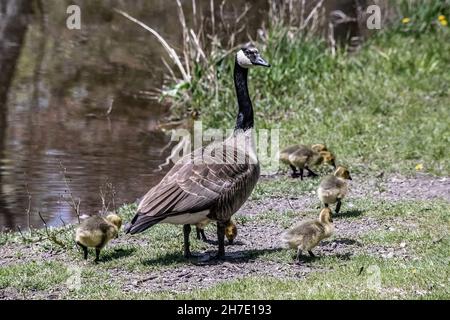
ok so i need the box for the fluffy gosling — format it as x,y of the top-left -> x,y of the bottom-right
75,214 -> 122,262
280,144 -> 335,179
311,144 -> 328,153
281,208 -> 334,261
196,219 -> 238,244
317,166 -> 352,214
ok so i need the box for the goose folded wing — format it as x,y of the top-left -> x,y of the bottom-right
126,158 -> 252,234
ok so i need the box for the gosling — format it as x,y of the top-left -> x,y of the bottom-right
317,166 -> 352,214
280,144 -> 335,178
289,148 -> 336,180
75,214 -> 122,262
281,208 -> 334,261
196,219 -> 238,244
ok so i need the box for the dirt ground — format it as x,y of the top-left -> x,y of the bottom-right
0,173 -> 448,298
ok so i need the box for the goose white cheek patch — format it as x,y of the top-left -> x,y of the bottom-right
236,50 -> 253,68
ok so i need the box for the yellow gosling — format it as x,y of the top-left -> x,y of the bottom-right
317,166 -> 352,214
281,208 -> 334,262
75,214 -> 122,262
196,219 -> 237,244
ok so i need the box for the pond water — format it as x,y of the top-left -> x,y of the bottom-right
0,0 -> 269,230
0,0 -> 365,230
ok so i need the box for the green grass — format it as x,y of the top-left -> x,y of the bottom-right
0,261 -> 69,293
182,25 -> 450,176
1,2 -> 450,300
1,198 -> 448,299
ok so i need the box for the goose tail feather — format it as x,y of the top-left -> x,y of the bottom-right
124,214 -> 164,234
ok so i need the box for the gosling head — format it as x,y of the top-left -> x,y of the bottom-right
311,144 -> 327,153
319,151 -> 336,169
106,214 -> 122,230
334,166 -> 352,180
236,44 -> 270,68
319,207 -> 333,224
225,221 -> 238,245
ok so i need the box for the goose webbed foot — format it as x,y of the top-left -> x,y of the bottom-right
183,224 -> 192,258
306,167 -> 318,178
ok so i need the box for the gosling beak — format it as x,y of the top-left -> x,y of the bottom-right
253,55 -> 270,67
331,160 -> 337,169
348,175 -> 353,180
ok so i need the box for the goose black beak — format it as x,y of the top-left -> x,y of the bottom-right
253,56 -> 270,67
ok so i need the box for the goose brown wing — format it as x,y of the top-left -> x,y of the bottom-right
126,146 -> 256,234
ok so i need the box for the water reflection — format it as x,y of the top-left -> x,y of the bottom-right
0,0 -> 268,230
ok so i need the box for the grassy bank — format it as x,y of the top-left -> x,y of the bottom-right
1,4 -> 450,300
1,195 -> 449,299
185,27 -> 449,176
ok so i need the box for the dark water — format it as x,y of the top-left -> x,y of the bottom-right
0,0 -> 269,230
0,0 -> 367,230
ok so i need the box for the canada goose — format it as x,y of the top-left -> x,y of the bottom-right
75,214 -> 122,262
281,208 -> 334,261
317,166 -> 352,214
125,45 -> 270,259
280,144 -> 335,178
196,219 -> 238,244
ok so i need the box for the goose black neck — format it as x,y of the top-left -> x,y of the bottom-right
234,61 -> 254,132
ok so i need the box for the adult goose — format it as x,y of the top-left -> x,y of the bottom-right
125,45 -> 270,258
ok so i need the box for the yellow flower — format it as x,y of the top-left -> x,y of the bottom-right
438,15 -> 446,21
402,17 -> 411,24
440,19 -> 448,26
415,164 -> 423,171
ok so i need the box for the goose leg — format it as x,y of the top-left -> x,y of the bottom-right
198,229 -> 208,242
77,241 -> 88,260
196,227 -> 201,240
299,168 -> 304,180
216,221 -> 226,259
306,167 -> 318,177
308,250 -> 316,258
296,248 -> 303,263
183,224 -> 192,258
289,165 -> 298,178
335,199 -> 342,214
94,248 -> 101,263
